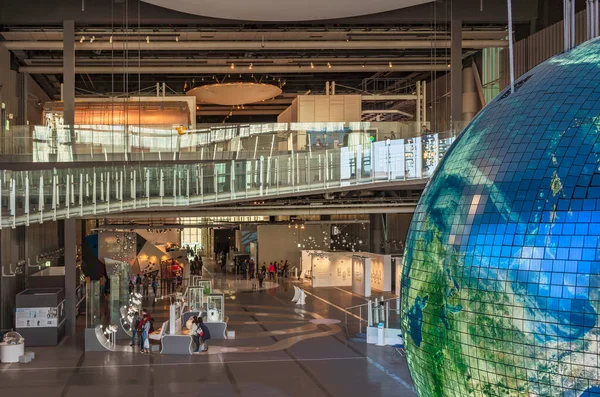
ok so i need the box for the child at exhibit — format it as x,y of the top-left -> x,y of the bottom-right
140,314 -> 151,353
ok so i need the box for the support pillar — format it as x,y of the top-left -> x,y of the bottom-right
64,218 -> 77,337
63,21 -> 76,155
451,18 -> 463,131
370,214 -> 384,254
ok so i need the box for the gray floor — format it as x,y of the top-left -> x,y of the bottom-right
0,262 -> 416,397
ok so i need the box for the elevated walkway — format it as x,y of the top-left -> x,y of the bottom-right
0,129 -> 455,227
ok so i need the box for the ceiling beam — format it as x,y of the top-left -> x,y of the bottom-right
197,109 -> 284,115
20,64 -> 451,74
3,39 -> 508,51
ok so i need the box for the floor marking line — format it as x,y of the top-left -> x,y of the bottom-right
333,287 -> 354,296
0,356 -> 366,373
301,289 -> 363,321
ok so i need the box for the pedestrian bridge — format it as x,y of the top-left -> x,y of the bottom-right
0,124 -> 456,228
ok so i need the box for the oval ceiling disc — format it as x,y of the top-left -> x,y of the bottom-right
141,0 -> 433,21
187,83 -> 283,106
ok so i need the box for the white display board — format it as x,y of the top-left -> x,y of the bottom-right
301,251 -> 312,272
15,302 -> 64,328
370,255 -> 392,292
352,256 -> 371,297
311,254 -> 352,288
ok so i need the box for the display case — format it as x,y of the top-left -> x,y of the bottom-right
187,287 -> 204,312
105,259 -> 131,330
206,294 -> 225,322
15,288 -> 66,346
86,280 -> 101,328
190,276 -> 212,296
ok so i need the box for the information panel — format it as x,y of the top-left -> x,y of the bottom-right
15,304 -> 63,328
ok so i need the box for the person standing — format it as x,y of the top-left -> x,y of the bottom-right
135,274 -> 142,294
268,262 -> 275,280
99,276 -> 106,296
140,314 -> 151,353
283,260 -> 289,278
198,317 -> 211,352
130,311 -> 141,347
258,270 -> 265,289
190,316 -> 201,352
152,277 -> 158,296
142,275 -> 150,297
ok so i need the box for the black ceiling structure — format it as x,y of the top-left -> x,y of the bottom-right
0,0 -> 573,123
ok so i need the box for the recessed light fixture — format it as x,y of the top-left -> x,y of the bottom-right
80,36 -> 85,43
230,63 -> 235,69
109,36 -> 113,43
389,61 -> 393,68
327,62 -> 332,69
249,63 -> 253,70
146,36 -> 150,44
90,36 -> 95,43
310,62 -> 314,69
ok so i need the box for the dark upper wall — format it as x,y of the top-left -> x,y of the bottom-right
0,0 -> 539,26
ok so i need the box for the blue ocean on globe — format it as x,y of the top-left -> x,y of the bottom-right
401,37 -> 600,396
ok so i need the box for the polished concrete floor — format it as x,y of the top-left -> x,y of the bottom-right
0,261 -> 416,397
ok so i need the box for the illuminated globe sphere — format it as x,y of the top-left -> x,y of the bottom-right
401,39 -> 600,397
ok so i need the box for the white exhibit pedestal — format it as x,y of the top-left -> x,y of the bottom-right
0,342 -> 25,363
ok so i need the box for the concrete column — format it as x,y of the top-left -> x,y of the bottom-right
64,218 -> 77,336
451,18 -> 463,131
63,21 -> 76,151
370,214 -> 384,254
462,67 -> 479,122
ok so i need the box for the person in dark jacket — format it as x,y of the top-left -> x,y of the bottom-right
198,317 -> 211,352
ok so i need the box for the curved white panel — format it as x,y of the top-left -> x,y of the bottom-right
142,0 -> 433,21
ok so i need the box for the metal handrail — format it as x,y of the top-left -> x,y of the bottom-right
344,296 -> 401,336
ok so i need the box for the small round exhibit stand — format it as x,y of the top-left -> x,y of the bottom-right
0,342 -> 25,363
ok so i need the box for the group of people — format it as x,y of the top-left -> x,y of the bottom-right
129,274 -> 158,297
263,260 -> 289,280
130,308 -> 154,353
190,255 -> 203,276
189,315 -> 211,352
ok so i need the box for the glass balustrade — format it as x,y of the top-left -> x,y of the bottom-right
0,130 -> 456,228
0,122 -> 458,163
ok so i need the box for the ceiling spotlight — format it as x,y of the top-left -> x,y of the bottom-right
109,36 -> 113,43
80,36 -> 85,43
310,62 -> 314,69
175,36 -> 179,42
230,63 -> 235,69
389,61 -> 393,68
447,64 -> 451,68
362,64 -> 365,68
249,63 -> 253,70
146,36 -> 150,44
90,36 -> 95,43
327,62 -> 332,69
